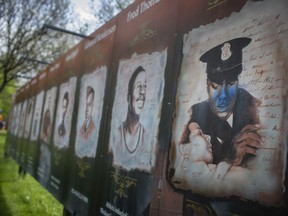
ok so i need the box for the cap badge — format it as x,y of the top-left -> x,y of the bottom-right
221,43 -> 232,61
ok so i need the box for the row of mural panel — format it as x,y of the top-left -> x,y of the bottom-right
5,0 -> 288,215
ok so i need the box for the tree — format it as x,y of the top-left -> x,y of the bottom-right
0,81 -> 17,120
90,0 -> 134,25
0,0 -> 72,94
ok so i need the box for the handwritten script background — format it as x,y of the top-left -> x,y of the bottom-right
171,0 -> 288,206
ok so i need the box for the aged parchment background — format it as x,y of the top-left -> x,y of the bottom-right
30,90 -> 44,141
53,77 -> 77,149
75,66 -> 107,158
24,96 -> 35,139
170,0 -> 288,206
109,49 -> 167,172
40,86 -> 57,144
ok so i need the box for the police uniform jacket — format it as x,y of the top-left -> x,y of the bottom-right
183,88 -> 260,164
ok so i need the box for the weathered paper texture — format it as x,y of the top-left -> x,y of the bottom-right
30,91 -> 44,141
53,77 -> 77,149
109,49 -> 167,172
75,66 -> 107,158
40,87 -> 57,144
170,0 -> 288,206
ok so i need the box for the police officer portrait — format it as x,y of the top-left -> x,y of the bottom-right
170,37 -> 265,196
172,37 -> 262,188
180,37 -> 262,167
169,2 -> 288,205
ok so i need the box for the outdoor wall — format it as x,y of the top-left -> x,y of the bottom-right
5,0 -> 288,215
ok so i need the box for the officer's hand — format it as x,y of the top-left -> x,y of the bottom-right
232,124 -> 262,166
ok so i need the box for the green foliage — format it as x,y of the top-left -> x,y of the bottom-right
0,81 -> 17,119
90,0 -> 134,24
0,131 -> 63,216
0,0 -> 72,94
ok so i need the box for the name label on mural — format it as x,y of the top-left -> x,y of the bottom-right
66,48 -> 79,62
50,63 -> 60,73
39,72 -> 46,80
127,0 -> 161,22
84,25 -> 116,49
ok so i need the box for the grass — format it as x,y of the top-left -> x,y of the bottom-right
0,131 -> 63,216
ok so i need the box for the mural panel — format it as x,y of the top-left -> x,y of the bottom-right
109,51 -> 167,171
168,0 -> 288,214
53,77 -> 77,149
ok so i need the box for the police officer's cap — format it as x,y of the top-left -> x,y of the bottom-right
200,37 -> 251,84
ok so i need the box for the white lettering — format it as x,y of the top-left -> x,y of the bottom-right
39,72 -> 46,80
127,0 -> 161,22
51,175 -> 60,184
50,181 -> 59,190
71,188 -> 89,203
140,0 -> 160,13
65,49 -> 79,62
31,78 -> 37,85
84,25 -> 116,49
105,202 -> 129,216
127,5 -> 139,22
100,208 -> 111,216
49,63 -> 60,72
37,170 -> 44,178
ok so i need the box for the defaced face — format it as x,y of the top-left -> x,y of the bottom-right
131,71 -> 147,115
85,92 -> 94,121
207,79 -> 238,119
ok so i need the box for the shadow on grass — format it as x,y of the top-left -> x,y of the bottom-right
0,157 -> 13,214
0,182 -> 13,216
0,131 -> 15,215
0,131 -> 64,216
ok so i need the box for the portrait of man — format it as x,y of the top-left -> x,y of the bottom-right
79,86 -> 95,140
116,66 -> 148,167
180,37 -> 261,167
75,66 -> 107,158
12,103 -> 21,136
57,91 -> 69,137
170,38 -> 263,200
30,90 -> 44,141
7,106 -> 15,134
40,87 -> 57,144
169,0 -> 287,206
42,95 -> 51,142
24,97 -> 35,139
109,50 -> 167,171
18,101 -> 28,138
53,77 -> 77,149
